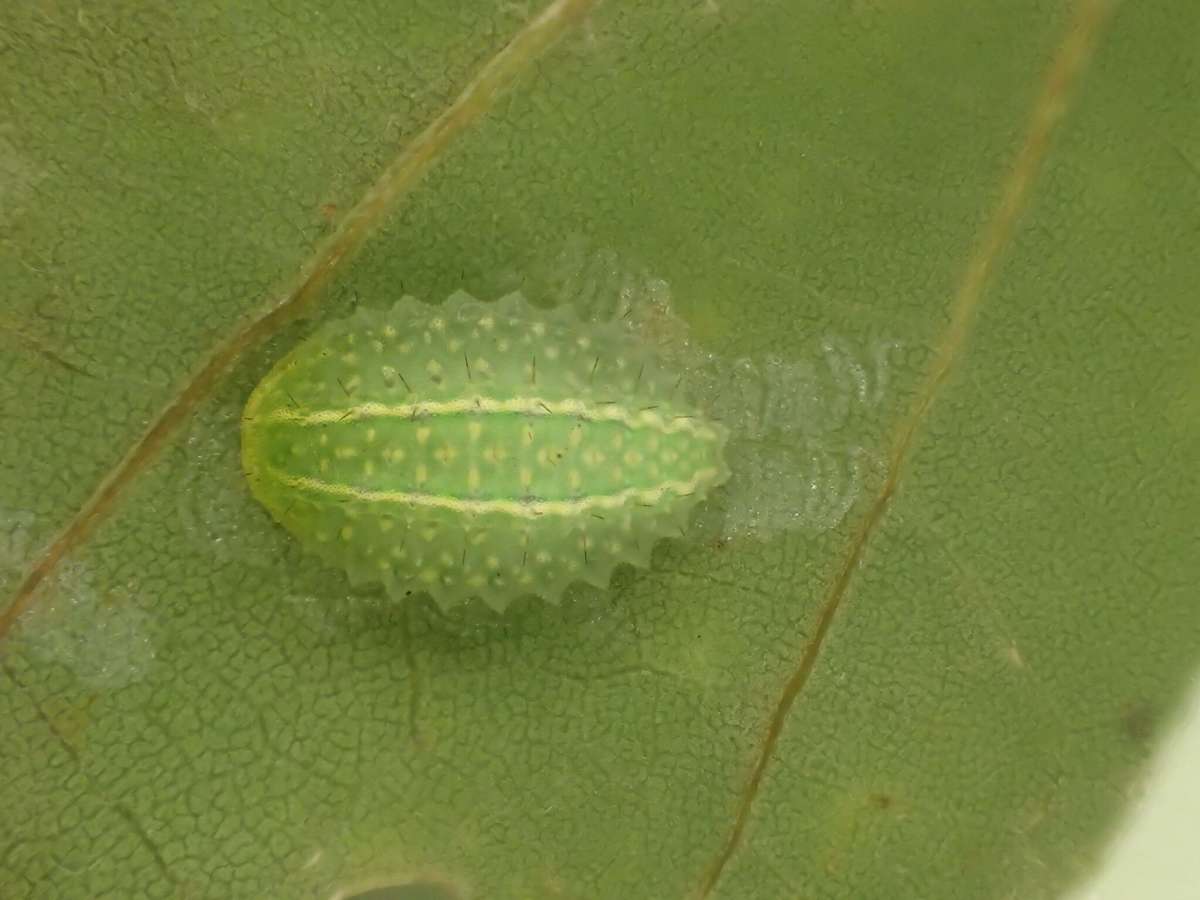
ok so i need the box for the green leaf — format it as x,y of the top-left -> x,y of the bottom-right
3,1 -> 1198,898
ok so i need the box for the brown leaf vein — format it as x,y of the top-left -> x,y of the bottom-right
695,2 -> 1116,895
0,0 -> 598,642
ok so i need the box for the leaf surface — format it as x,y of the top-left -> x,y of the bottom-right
2,2 -> 1198,899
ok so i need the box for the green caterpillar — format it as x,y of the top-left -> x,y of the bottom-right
241,291 -> 730,611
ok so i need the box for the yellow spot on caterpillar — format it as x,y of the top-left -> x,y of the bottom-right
479,316 -> 495,331
434,444 -> 459,465
383,447 -> 406,464
520,467 -> 533,489
531,322 -> 547,337
467,574 -> 487,588
379,518 -> 394,532
319,459 -> 330,473
335,446 -> 358,459
426,360 -> 443,378
440,551 -> 454,567
475,358 -> 492,375
468,421 -> 483,441
430,317 -> 446,332
415,464 -> 428,485
569,427 -> 583,447
420,568 -> 438,584
363,461 -> 375,476
568,470 -> 582,490
545,345 -> 560,360
536,551 -> 551,564
342,352 -> 358,365
416,427 -> 432,445
522,428 -> 535,447
382,325 -> 397,338
468,466 -> 481,490
319,433 -> 329,446
576,336 -> 591,350
482,445 -> 508,464
486,555 -> 501,569
583,449 -> 605,467
340,526 -> 354,541
377,558 -> 390,571
624,450 -> 642,466
611,433 -> 625,449
662,449 -> 679,463
365,428 -> 377,442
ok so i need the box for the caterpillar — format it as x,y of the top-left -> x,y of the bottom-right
240,290 -> 730,611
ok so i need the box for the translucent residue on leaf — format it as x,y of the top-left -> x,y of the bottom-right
722,438 -> 866,539
687,355 -> 769,435
514,235 -> 906,543
176,397 -> 297,574
689,340 -> 899,541
18,562 -> 158,690
0,506 -> 38,592
534,234 -> 635,322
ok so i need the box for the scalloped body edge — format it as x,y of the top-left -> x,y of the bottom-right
241,290 -> 730,611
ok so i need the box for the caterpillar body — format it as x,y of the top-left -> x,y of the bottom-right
241,291 -> 730,611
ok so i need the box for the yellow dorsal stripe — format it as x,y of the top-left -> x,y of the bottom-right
273,467 -> 722,519
264,396 -> 718,440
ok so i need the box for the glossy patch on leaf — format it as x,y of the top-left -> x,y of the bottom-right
241,291 -> 730,611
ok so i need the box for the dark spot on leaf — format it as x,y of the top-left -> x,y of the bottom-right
1120,700 -> 1157,744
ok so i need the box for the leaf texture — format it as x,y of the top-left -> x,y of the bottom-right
1,2 -> 1198,899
